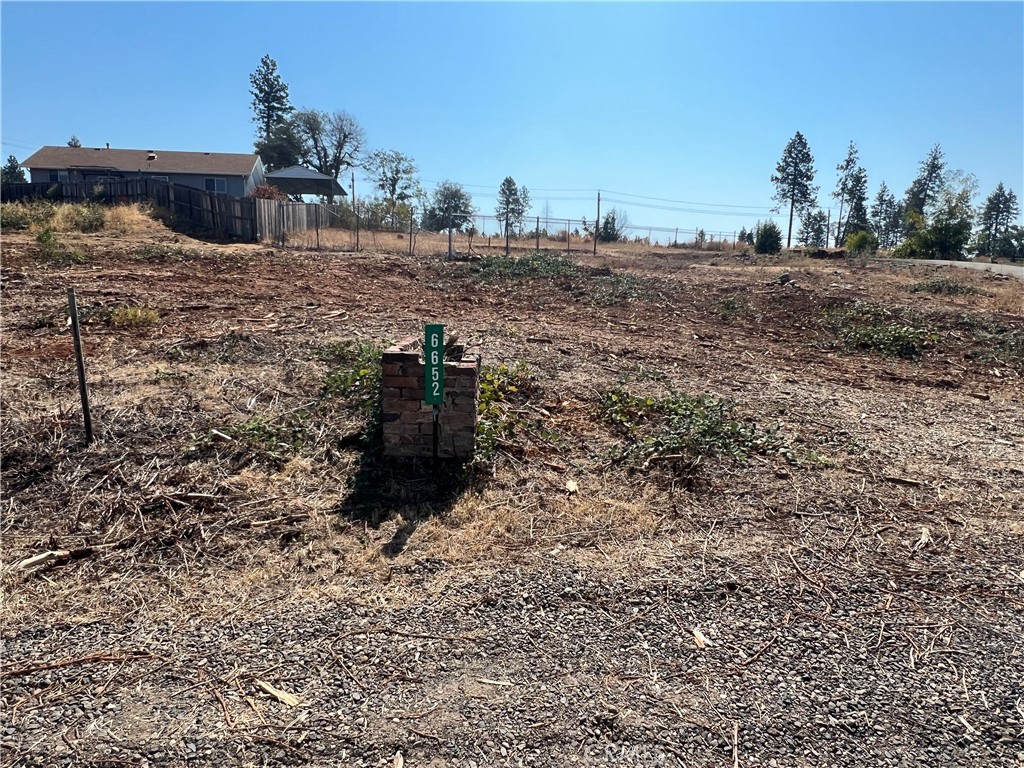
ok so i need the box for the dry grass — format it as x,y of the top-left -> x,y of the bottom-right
104,202 -> 154,234
991,282 -> 1024,315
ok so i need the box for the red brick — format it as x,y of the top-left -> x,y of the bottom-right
381,376 -> 420,388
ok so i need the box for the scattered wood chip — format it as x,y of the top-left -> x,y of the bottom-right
883,475 -> 924,487
17,550 -> 70,570
477,678 -> 513,687
526,336 -> 552,344
210,429 -> 234,442
914,526 -> 932,551
692,628 -> 712,649
967,392 -> 990,401
255,680 -> 300,707
565,479 -> 579,495
393,751 -> 404,768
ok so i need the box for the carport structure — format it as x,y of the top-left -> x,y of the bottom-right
264,165 -> 347,199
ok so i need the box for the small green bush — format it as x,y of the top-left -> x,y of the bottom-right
599,387 -> 790,468
462,252 -> 654,307
109,306 -> 160,327
826,302 -> 935,359
845,230 -> 878,255
69,204 -> 105,233
475,362 -> 554,463
319,340 -> 384,420
227,415 -> 308,466
754,220 -> 783,254
907,278 -> 979,296
0,201 -> 54,231
35,228 -> 86,265
718,295 -> 755,322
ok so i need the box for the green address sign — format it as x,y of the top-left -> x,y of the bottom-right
424,324 -> 444,405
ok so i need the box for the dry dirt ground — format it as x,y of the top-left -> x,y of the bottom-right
2,219 -> 1023,767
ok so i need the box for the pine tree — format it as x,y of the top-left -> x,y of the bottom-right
250,55 -> 294,144
871,182 -> 901,250
798,209 -> 829,248
833,141 -> 858,246
254,121 -> 304,172
67,135 -> 82,148
2,155 -> 26,184
975,183 -> 1020,259
842,167 -> 870,242
903,144 -> 945,235
771,131 -> 818,249
495,177 -> 530,241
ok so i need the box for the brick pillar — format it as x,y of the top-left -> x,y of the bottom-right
381,336 -> 479,459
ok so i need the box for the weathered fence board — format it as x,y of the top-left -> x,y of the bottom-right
1,179 -> 257,241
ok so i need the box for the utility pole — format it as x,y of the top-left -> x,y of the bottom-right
826,208 -> 831,249
409,207 -> 415,256
352,172 -> 359,250
593,191 -> 600,256
536,216 -> 540,252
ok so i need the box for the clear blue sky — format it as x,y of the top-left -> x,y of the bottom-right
2,2 -> 1022,241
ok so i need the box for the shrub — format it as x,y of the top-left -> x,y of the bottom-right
599,387 -> 790,469
907,278 -> 979,296
845,230 -> 877,256
319,340 -> 384,418
826,302 -> 934,359
754,220 -> 783,254
0,202 -> 49,231
35,228 -> 86,265
50,203 -> 105,233
109,306 -> 160,327
475,362 -> 552,463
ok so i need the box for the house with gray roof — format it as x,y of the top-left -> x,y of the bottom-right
21,145 -> 266,197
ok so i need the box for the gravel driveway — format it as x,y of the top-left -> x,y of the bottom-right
4,537 -> 1022,767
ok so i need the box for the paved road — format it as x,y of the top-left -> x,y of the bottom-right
872,257 -> 1024,278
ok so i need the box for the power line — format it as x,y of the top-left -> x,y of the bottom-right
602,197 -> 785,218
602,188 -> 775,210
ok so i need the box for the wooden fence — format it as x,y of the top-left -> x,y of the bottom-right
255,199 -> 330,245
1,179 -> 258,241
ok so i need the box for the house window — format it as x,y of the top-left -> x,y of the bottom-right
204,178 -> 227,194
48,171 -> 70,183
151,175 -> 169,183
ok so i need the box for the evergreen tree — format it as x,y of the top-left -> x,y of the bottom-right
975,183 -> 1019,259
254,120 -> 304,172
843,167 -> 870,239
903,144 -> 945,235
495,177 -> 530,240
832,141 -> 858,247
754,220 -> 783,254
896,171 -> 976,260
67,135 -> 82,148
771,131 -> 818,248
871,182 -> 901,250
250,55 -> 294,144
798,209 -> 829,248
1,155 -> 26,184
599,208 -> 629,242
